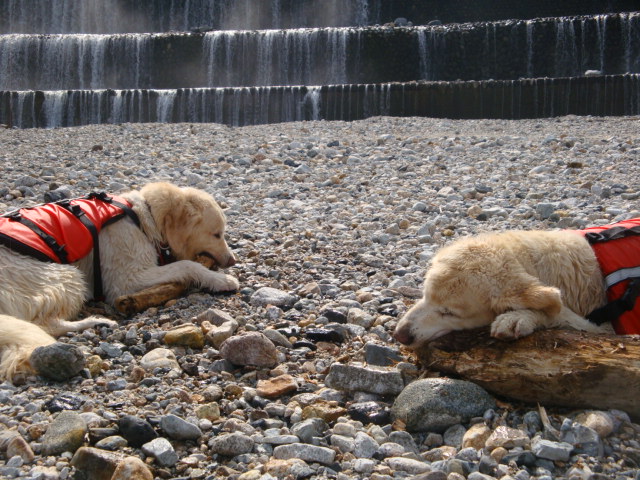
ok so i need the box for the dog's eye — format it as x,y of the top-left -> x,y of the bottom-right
439,308 -> 454,316
213,233 -> 222,239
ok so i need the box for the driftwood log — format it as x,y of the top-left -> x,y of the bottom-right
417,328 -> 640,419
114,282 -> 187,315
114,254 -> 216,315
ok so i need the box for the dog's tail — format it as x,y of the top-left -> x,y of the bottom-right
0,315 -> 57,381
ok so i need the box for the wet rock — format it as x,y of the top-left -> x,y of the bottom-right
324,363 -> 404,396
219,332 -> 278,367
94,435 -> 128,451
118,415 -> 157,447
41,411 -> 87,455
391,378 -> 496,432
30,343 -> 86,381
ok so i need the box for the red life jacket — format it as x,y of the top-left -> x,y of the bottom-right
577,218 -> 640,335
0,192 -> 139,299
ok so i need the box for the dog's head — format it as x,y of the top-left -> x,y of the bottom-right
393,235 -> 562,348
141,182 -> 236,269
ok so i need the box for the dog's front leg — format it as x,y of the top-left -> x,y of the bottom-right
491,305 -> 608,339
107,260 -> 238,303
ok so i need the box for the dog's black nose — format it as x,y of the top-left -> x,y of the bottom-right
393,326 -> 414,345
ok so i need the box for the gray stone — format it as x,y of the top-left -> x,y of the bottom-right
219,332 -> 278,367
560,421 -> 603,457
385,457 -> 431,474
353,431 -> 379,458
324,363 -> 404,396
291,418 -> 328,443
30,343 -> 86,382
41,411 -> 87,455
531,438 -> 573,461
391,378 -> 496,432
70,446 -> 124,480
160,414 -> 202,441
209,432 -> 254,456
141,437 -> 178,467
389,430 -> 419,454
273,443 -> 336,465
364,343 -> 403,366
249,287 -> 297,308
139,348 -> 179,371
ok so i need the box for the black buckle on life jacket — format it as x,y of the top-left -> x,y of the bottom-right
88,192 -> 112,203
587,278 -> 640,325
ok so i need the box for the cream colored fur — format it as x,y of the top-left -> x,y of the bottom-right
394,230 -> 610,348
0,182 -> 238,381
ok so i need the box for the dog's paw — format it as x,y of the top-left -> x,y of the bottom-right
207,274 -> 239,292
82,316 -> 119,329
491,311 -> 538,339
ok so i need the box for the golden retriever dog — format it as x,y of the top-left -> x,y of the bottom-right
394,229 -> 614,348
0,182 -> 238,381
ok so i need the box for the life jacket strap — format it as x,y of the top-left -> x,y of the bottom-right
58,200 -> 104,301
5,212 -> 69,263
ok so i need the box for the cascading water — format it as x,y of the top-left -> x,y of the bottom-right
0,0 -> 385,33
0,3 -> 639,128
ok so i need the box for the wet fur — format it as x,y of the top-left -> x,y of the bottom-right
0,182 -> 238,381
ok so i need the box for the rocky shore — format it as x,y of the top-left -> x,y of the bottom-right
0,115 -> 640,480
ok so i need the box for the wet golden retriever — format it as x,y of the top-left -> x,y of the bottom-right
394,230 -> 613,348
0,182 -> 238,381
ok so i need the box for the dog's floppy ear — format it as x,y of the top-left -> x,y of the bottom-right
491,283 -> 563,317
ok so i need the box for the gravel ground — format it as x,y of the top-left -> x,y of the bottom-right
1,115 -> 640,480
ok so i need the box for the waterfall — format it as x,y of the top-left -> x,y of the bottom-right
304,86 -> 321,120
555,19 -> 578,77
526,20 -> 534,78
417,28 -> 429,80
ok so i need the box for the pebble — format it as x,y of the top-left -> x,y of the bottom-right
324,363 -> 405,395
141,437 -> 178,467
219,332 -> 279,367
391,378 -> 496,432
29,343 -> 86,381
159,414 -> 202,441
41,411 -> 87,455
1,117 -> 639,480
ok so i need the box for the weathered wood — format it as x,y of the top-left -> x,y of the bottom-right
417,328 -> 640,419
114,282 -> 187,315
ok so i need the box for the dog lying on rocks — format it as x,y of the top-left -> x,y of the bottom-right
0,182 -> 238,381
394,219 -> 640,348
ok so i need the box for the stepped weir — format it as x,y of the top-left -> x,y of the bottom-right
0,0 -> 639,128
